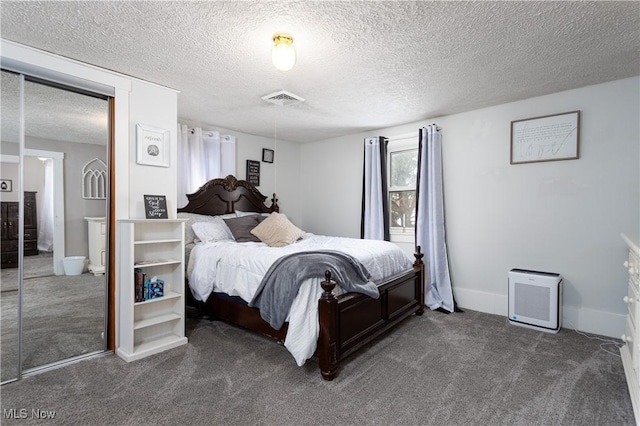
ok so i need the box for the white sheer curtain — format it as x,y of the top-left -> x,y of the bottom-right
361,136 -> 389,240
416,125 -> 454,312
37,158 -> 54,252
178,124 -> 236,208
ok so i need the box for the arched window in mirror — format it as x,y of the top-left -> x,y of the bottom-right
82,158 -> 107,199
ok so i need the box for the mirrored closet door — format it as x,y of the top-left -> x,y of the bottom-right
1,70 -> 22,383
0,69 -> 110,383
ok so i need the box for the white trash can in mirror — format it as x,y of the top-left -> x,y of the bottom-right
62,256 -> 86,276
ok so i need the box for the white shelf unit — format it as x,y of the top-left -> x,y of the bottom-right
621,232 -> 640,423
116,219 -> 188,362
85,217 -> 106,275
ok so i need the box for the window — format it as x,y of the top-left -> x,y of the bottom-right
388,134 -> 418,234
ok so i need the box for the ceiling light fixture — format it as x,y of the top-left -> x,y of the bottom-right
272,33 -> 296,72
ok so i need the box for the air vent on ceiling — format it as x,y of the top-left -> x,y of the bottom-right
261,90 -> 304,106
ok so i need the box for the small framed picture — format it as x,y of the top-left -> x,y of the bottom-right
262,148 -> 274,163
0,179 -> 12,192
144,195 -> 168,219
137,124 -> 170,167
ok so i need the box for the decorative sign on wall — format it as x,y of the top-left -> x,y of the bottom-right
144,195 -> 168,219
137,124 -> 170,167
246,160 -> 260,186
510,110 -> 580,165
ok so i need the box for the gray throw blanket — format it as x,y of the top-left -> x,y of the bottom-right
249,250 -> 379,330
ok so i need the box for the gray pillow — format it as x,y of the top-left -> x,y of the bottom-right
223,215 -> 266,242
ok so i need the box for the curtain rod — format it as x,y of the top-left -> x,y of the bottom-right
187,128 -> 216,138
187,127 -> 234,141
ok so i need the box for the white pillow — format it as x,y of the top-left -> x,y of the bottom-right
235,210 -> 271,217
178,212 -> 235,244
192,219 -> 235,243
250,212 -> 305,247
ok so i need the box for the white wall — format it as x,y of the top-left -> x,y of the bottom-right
299,134 -> 366,236
300,77 -> 640,338
128,80 -> 178,218
176,121 -> 302,225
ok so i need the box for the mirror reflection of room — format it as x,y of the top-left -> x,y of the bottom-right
0,71 -> 110,382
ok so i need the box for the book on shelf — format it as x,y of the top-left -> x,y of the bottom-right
143,274 -> 150,301
134,269 -> 165,303
134,268 -> 144,303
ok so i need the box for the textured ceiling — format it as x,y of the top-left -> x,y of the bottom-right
1,1 -> 639,144
1,71 -> 109,145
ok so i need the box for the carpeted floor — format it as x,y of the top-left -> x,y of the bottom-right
1,254 -> 106,382
0,309 -> 634,425
1,253 -> 57,291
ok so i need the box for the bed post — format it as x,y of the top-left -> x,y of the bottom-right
414,246 -> 425,316
270,193 -> 279,212
318,270 -> 339,381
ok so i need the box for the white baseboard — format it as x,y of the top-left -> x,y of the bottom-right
455,288 -> 508,317
454,288 -> 625,339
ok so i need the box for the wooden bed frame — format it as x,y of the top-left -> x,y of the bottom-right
179,175 -> 424,380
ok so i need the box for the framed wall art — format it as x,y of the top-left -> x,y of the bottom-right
510,110 -> 580,165
137,124 -> 170,167
0,179 -> 12,192
262,148 -> 274,163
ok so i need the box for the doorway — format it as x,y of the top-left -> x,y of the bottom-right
0,70 -> 111,383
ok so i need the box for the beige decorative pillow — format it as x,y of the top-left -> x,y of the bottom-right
250,212 -> 305,247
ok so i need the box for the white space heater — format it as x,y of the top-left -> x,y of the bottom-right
508,269 -> 562,334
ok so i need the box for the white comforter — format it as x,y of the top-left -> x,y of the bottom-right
187,233 -> 413,366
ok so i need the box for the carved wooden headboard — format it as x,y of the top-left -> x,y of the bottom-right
178,175 -> 278,215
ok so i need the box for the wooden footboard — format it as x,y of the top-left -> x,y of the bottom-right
318,248 -> 424,380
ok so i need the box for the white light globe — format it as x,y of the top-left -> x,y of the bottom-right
272,43 -> 296,72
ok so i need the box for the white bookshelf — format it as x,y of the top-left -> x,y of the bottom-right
116,219 -> 188,362
621,233 -> 640,423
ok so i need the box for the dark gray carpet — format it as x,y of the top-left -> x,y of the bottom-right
1,253 -> 57,291
0,309 -> 634,425
1,272 -> 106,382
